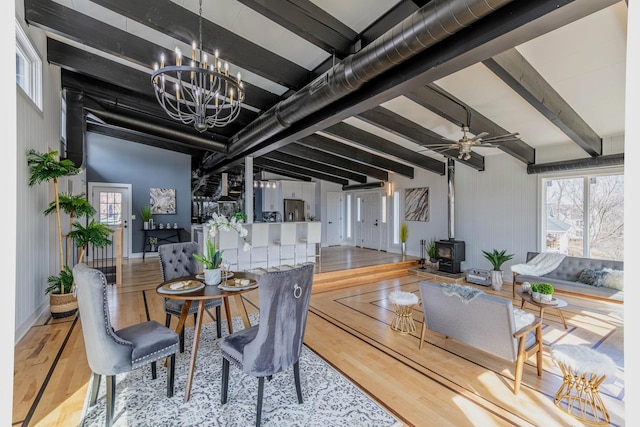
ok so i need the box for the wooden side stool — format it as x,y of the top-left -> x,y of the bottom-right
551,344 -> 617,425
388,291 -> 419,334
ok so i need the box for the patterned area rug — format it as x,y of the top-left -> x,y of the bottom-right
80,315 -> 401,427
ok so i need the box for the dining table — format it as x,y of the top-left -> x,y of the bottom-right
156,271 -> 261,402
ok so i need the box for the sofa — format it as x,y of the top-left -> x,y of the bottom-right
512,252 -> 624,302
418,281 -> 543,394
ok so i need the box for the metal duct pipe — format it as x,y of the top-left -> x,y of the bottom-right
85,108 -> 227,152
228,0 -> 514,157
447,159 -> 456,240
527,154 -> 624,174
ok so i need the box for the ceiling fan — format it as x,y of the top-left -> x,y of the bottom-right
419,126 -> 520,160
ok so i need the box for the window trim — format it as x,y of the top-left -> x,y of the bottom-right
16,20 -> 43,110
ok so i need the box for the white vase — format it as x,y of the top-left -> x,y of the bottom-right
143,221 -> 149,230
540,293 -> 553,303
490,270 -> 503,291
204,268 -> 222,286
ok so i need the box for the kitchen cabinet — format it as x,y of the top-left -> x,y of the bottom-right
262,184 -> 280,211
302,182 -> 316,218
280,180 -> 303,199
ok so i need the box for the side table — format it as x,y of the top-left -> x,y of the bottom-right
142,227 -> 184,259
389,291 -> 419,334
518,291 -> 568,329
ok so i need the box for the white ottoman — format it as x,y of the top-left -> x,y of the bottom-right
551,344 -> 617,426
388,291 -> 419,334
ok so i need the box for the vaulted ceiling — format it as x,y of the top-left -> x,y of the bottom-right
24,0 -> 627,195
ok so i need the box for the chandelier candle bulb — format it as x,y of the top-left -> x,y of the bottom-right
192,41 -> 196,61
225,62 -> 229,76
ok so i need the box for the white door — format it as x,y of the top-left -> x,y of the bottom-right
89,183 -> 131,258
360,192 -> 380,250
326,192 -> 342,246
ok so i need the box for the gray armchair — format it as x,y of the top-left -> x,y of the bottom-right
74,263 -> 179,427
220,263 -> 315,427
158,242 -> 222,351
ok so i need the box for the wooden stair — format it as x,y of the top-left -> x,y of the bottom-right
312,260 -> 417,293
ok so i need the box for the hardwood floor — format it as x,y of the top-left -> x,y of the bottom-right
13,247 -> 624,426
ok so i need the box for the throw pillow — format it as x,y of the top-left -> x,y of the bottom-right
578,269 -> 608,287
602,268 -> 624,290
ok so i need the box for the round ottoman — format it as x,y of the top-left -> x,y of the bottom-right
551,344 -> 617,425
388,291 -> 419,334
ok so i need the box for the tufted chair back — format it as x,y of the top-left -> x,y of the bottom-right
158,242 -> 201,281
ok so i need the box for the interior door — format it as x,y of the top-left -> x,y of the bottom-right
360,192 -> 380,250
326,192 -> 342,246
89,183 -> 131,258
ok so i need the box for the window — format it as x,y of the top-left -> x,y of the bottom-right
381,195 -> 387,223
346,194 -> 352,238
542,171 -> 623,261
392,190 -> 400,244
99,191 -> 122,225
16,20 -> 42,110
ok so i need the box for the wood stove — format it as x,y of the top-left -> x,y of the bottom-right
435,239 -> 465,274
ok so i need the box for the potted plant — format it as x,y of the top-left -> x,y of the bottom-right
427,238 -> 437,263
140,204 -> 152,229
67,219 -> 114,263
534,282 -> 554,303
44,193 -> 96,265
399,223 -> 408,257
482,249 -> 514,291
194,213 -> 251,285
148,236 -> 158,252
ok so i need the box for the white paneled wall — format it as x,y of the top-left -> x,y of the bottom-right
15,16 -> 65,341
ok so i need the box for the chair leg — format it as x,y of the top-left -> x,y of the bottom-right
216,305 -> 222,338
90,372 -> 101,406
164,313 -> 171,328
106,375 -> 116,427
151,361 -> 157,379
256,377 -> 265,427
293,361 -> 303,404
167,354 -> 176,398
179,328 -> 185,354
221,358 -> 229,404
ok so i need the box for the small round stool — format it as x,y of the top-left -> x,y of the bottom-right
551,344 -> 617,426
388,291 -> 419,334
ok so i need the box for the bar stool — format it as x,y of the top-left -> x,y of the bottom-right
299,221 -> 321,264
551,344 -> 617,426
273,222 -> 297,269
248,223 -> 270,272
215,226 -> 240,271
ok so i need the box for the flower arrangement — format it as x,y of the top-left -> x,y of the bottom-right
148,236 -> 158,246
193,213 -> 251,270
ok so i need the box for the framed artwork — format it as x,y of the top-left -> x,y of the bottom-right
150,188 -> 176,214
405,187 -> 429,221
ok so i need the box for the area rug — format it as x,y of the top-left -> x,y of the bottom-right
80,315 -> 401,427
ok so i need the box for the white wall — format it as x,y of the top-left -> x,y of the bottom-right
15,8 -> 67,340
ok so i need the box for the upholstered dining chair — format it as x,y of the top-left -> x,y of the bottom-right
220,263 -> 315,427
74,263 -> 179,427
158,242 -> 222,352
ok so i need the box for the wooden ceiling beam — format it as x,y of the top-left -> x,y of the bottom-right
254,158 -> 348,185
263,151 -> 367,183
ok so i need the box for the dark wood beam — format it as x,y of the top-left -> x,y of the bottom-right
406,83 -> 536,164
254,158 -> 348,185
297,134 -> 414,178
237,0 -> 356,58
280,143 -> 389,181
263,151 -> 367,183
357,107 -> 485,171
88,0 -> 309,91
483,49 -> 602,156
321,122 -> 445,175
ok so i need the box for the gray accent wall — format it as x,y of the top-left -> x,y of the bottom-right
86,133 -> 192,255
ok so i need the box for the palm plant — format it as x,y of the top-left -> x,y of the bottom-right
46,265 -> 74,295
44,193 -> 96,265
27,149 -> 80,294
67,219 -> 114,264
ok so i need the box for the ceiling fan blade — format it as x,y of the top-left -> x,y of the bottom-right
469,132 -> 489,141
481,132 -> 520,142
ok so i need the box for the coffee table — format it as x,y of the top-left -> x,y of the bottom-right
518,291 -> 568,329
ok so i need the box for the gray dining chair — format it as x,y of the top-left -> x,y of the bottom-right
158,242 -> 222,352
220,263 -> 315,427
74,263 -> 179,427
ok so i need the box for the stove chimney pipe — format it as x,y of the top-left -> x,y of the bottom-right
447,159 -> 455,240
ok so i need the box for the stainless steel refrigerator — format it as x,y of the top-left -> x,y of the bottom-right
283,199 -> 305,222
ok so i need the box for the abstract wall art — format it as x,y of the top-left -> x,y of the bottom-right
405,187 -> 429,221
150,188 -> 176,214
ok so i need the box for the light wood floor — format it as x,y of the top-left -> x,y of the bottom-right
13,247 -> 624,426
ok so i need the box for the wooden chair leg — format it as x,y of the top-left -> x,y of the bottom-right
216,305 -> 222,338
256,377 -> 265,427
293,361 -> 303,403
419,319 -> 427,349
90,372 -> 101,406
513,337 -> 527,395
106,375 -> 115,427
167,354 -> 175,398
535,326 -> 543,376
221,358 -> 229,404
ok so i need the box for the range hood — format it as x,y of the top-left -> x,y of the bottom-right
217,172 -> 236,202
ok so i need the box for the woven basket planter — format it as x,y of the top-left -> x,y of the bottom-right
50,292 -> 78,318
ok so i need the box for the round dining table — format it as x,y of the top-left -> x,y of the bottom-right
156,271 -> 261,402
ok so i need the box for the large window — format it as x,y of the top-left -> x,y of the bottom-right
392,190 -> 400,245
15,20 -> 42,110
542,170 -> 623,261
